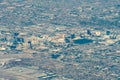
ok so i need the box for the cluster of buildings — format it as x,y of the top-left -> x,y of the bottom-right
0,26 -> 120,52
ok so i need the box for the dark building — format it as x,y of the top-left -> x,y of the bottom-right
51,53 -> 60,59
0,37 -> 7,42
14,32 -> 19,36
10,45 -> 17,50
16,37 -> 24,43
65,37 -> 70,43
70,34 -> 75,39
73,39 -> 93,44
106,31 -> 110,35
87,30 -> 92,35
28,41 -> 32,49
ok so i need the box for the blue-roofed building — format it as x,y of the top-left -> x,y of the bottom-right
14,32 -> 19,36
87,30 -> 92,35
0,37 -> 7,42
106,31 -> 111,35
16,37 -> 24,43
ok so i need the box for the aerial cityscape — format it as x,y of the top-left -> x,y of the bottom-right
0,0 -> 120,80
